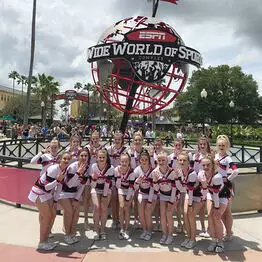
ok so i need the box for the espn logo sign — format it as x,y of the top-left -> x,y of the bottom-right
139,31 -> 166,41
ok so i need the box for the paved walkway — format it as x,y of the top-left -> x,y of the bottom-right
0,202 -> 262,261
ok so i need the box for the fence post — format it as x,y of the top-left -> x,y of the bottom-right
241,145 -> 245,163
18,139 -> 22,157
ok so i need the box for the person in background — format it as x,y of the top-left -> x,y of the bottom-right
176,129 -> 184,139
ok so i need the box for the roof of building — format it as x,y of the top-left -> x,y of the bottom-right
0,84 -> 21,94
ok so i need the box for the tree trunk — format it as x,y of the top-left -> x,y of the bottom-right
24,0 -> 36,125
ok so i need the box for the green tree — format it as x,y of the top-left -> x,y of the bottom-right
31,73 -> 60,126
17,75 -> 28,96
3,94 -> 42,122
73,82 -> 83,91
175,65 -> 261,125
8,71 -> 20,97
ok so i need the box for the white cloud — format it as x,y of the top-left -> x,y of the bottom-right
0,0 -> 262,116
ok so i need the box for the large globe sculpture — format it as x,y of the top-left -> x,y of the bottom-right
88,16 -> 195,115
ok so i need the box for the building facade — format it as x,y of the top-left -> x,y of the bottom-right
0,84 -> 16,111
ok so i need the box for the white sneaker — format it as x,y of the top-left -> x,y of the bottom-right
123,231 -> 130,240
48,232 -> 55,238
215,241 -> 224,253
38,242 -> 56,251
100,232 -> 107,240
207,240 -> 217,252
199,230 -> 206,237
140,231 -> 148,240
203,231 -> 210,238
181,239 -> 189,247
185,240 -> 196,249
159,234 -> 167,245
165,235 -> 173,245
119,229 -> 124,240
64,235 -> 74,245
144,232 -> 152,241
93,232 -> 100,240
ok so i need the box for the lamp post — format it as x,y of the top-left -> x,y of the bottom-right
41,101 -> 45,128
229,100 -> 235,145
200,88 -> 208,135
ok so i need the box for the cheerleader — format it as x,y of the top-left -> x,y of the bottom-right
84,130 -> 104,229
193,136 -> 212,238
149,138 -> 163,231
85,130 -> 104,164
30,138 -> 61,177
206,166 -> 228,252
107,132 -> 128,230
115,152 -> 136,240
28,152 -> 71,250
168,138 -> 184,169
168,139 -> 187,233
149,137 -> 164,168
107,132 -> 127,167
197,155 -> 221,251
134,150 -> 156,241
90,149 -> 115,240
152,151 -> 181,245
58,148 -> 91,245
129,132 -> 145,226
215,135 -> 239,241
179,151 -> 208,249
64,135 -> 82,162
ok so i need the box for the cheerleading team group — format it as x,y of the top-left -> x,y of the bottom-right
28,131 -> 238,253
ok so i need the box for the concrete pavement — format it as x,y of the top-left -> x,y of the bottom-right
0,201 -> 262,261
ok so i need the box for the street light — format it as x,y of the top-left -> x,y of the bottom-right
41,101 -> 45,128
229,100 -> 235,145
200,89 -> 208,135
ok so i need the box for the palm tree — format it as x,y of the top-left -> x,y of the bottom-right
8,71 -> 20,97
83,83 -> 96,120
31,73 -> 60,126
17,75 -> 28,96
73,82 -> 83,91
24,0 -> 36,125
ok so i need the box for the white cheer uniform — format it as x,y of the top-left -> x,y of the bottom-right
30,152 -> 60,177
57,161 -> 90,201
28,164 -> 63,203
90,163 -> 115,196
